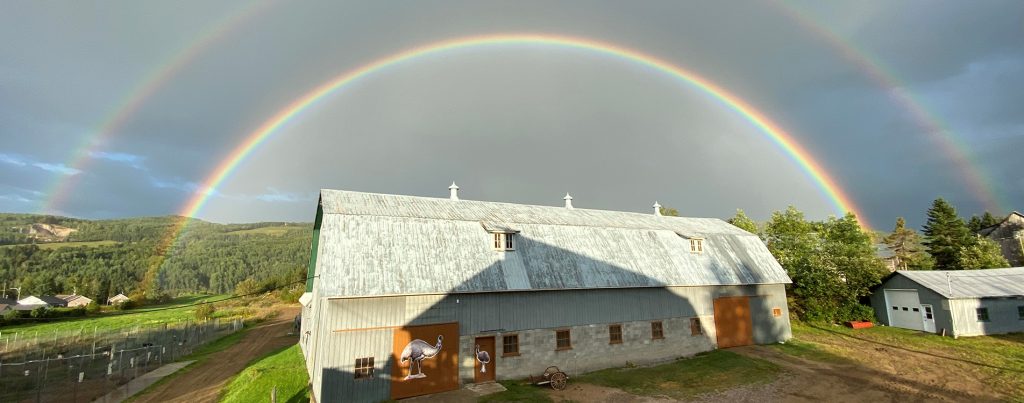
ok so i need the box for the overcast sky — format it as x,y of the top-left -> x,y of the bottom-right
1,0 -> 1021,229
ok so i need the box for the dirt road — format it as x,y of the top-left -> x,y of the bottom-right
132,306 -> 300,403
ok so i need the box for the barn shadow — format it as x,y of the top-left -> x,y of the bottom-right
311,233 -> 790,402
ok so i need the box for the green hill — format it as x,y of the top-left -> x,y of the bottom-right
0,213 -> 311,302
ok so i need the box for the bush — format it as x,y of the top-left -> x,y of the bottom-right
195,302 -> 215,321
86,301 -> 101,314
30,306 -> 48,318
234,278 -> 263,297
116,300 -> 136,310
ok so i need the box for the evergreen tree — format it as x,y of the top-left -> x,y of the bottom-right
957,238 -> 1009,269
883,217 -> 932,270
967,211 -> 1001,232
922,198 -> 975,270
728,209 -> 759,234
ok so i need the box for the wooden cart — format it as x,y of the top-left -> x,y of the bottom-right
529,366 -> 569,390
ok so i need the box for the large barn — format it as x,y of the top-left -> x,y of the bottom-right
870,267 -> 1024,337
299,188 -> 793,402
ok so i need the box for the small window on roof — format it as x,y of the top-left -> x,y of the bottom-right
690,238 -> 704,254
493,233 -> 514,251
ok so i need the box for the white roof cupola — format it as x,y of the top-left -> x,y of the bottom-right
564,193 -> 574,209
653,201 -> 662,216
449,182 -> 460,200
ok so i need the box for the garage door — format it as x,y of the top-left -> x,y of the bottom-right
884,289 -> 924,331
390,322 -> 460,400
713,296 -> 754,348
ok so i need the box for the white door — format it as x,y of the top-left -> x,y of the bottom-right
921,304 -> 936,333
884,289 -> 924,331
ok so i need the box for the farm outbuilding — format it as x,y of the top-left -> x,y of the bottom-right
300,188 -> 794,402
870,267 -> 1024,337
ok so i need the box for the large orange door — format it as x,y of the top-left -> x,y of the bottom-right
474,336 -> 496,383
390,322 -> 460,400
713,296 -> 754,348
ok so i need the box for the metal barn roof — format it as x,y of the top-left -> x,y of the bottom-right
896,267 -> 1024,299
314,189 -> 791,298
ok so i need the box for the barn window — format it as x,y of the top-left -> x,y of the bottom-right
502,334 -> 519,356
772,308 -> 783,317
555,329 -> 572,350
1018,306 -> 1024,320
902,307 -> 909,311
609,324 -> 623,344
354,357 -> 374,379
976,308 -> 990,322
912,308 -> 919,312
651,321 -> 664,340
493,233 -> 515,251
690,239 -> 704,254
690,318 -> 702,336
892,306 -> 898,311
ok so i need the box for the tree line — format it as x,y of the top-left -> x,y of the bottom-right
705,197 -> 1009,323
0,214 -> 311,305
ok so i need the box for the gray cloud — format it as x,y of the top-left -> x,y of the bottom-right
0,0 -> 1021,228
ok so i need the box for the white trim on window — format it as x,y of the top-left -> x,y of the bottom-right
493,232 -> 515,251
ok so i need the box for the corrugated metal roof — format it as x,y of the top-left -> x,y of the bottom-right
897,267 -> 1024,299
314,189 -> 791,297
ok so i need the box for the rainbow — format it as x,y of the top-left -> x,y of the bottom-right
151,33 -> 871,273
771,1 -> 1004,212
39,0 -> 277,215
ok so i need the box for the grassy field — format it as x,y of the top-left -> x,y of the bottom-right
574,350 -> 778,399
226,226 -> 301,236
788,321 -> 1024,396
0,240 -> 119,249
1,294 -> 240,335
219,344 -> 309,403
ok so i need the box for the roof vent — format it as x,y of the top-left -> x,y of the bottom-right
653,201 -> 662,216
449,182 -> 459,200
564,193 -> 574,209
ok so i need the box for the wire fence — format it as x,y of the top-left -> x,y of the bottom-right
0,318 -> 242,403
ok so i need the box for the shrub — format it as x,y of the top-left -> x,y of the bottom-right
234,278 -> 263,297
195,302 -> 215,321
30,306 -> 48,318
85,302 -> 101,314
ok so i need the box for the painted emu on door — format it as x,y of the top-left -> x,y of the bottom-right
400,335 -> 443,380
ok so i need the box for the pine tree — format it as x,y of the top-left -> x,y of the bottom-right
728,209 -> 759,234
922,198 -> 975,270
967,211 -> 1001,232
883,217 -> 932,270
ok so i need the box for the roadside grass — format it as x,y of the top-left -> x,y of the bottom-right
478,380 -> 554,403
219,344 -> 309,403
0,240 -> 120,249
790,321 -> 1024,398
2,294 -> 236,335
574,350 -> 779,399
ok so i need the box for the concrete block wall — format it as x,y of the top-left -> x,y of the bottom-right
458,315 -> 716,382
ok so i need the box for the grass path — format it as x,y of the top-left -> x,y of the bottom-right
219,344 -> 309,403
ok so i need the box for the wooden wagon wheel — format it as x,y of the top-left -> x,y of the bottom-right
549,372 -> 567,390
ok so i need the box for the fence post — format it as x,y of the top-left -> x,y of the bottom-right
271,386 -> 277,403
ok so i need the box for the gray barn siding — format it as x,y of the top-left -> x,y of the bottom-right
871,275 -> 953,334
318,284 -> 787,336
310,284 -> 791,402
949,297 -> 1024,337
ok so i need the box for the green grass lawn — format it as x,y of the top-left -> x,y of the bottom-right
2,294 -> 237,335
574,350 -> 779,399
790,321 -> 1024,396
0,240 -> 119,249
219,344 -> 309,403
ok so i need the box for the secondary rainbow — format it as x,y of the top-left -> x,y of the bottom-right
771,0 -> 1004,212
155,33 -> 872,265
39,0 -> 277,215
